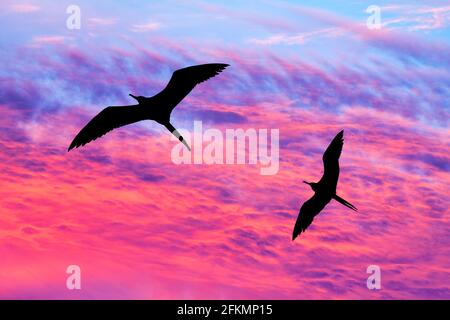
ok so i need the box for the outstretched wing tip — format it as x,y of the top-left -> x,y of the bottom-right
330,129 -> 344,146
67,141 -> 76,152
292,213 -> 306,241
67,145 -> 78,152
292,222 -> 307,241
67,104 -> 143,152
208,62 -> 229,66
68,136 -> 85,152
209,63 -> 229,74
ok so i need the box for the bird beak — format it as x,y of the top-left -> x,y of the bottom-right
129,94 -> 139,102
303,181 -> 310,185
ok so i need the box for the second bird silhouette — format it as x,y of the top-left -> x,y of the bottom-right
292,130 -> 357,241
68,63 -> 229,152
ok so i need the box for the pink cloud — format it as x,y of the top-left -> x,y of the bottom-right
0,28 -> 449,299
31,36 -> 66,46
88,17 -> 118,27
130,22 -> 162,33
7,3 -> 40,13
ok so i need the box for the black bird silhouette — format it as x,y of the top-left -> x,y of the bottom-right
68,63 -> 229,152
292,130 -> 357,240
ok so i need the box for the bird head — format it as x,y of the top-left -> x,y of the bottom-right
129,94 -> 145,104
303,180 -> 317,191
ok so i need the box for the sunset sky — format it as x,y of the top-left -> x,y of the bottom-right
0,0 -> 449,299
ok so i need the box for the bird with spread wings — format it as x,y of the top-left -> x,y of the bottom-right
292,130 -> 357,240
68,63 -> 229,152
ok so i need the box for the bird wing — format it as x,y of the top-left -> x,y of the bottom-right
68,105 -> 145,151
157,63 -> 229,112
318,130 -> 344,189
292,192 -> 330,240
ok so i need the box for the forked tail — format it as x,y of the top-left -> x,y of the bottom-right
333,194 -> 358,212
164,123 -> 191,151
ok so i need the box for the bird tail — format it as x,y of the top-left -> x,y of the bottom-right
164,123 -> 191,151
333,194 -> 357,212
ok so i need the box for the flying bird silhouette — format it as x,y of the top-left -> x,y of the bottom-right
68,63 -> 229,152
292,130 -> 357,241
